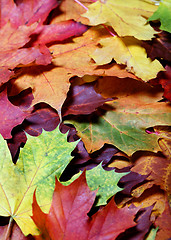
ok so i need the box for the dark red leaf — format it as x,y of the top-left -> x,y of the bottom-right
0,88 -> 29,139
62,83 -> 113,117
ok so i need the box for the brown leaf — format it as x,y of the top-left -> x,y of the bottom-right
155,199 -> 171,240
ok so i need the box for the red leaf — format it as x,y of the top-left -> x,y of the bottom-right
0,0 -> 87,84
0,88 -> 29,139
159,65 -> 171,101
62,83 -> 112,116
32,172 -> 140,240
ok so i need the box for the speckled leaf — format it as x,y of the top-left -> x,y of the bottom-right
85,164 -> 128,206
63,163 -> 127,206
0,127 -> 78,236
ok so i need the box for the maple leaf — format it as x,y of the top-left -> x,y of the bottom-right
63,163 -> 127,206
90,36 -> 164,81
159,65 -> 171,101
155,199 -> 171,240
9,27 -> 137,113
143,31 -> 171,62
82,0 -> 158,40
32,172 -> 140,240
0,88 -> 30,139
62,82 -> 113,117
0,127 -> 78,236
0,0 -> 87,85
148,0 -> 171,33
131,151 -> 171,196
65,78 -> 171,155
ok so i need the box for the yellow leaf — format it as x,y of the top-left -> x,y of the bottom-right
91,36 -> 165,81
82,0 -> 158,40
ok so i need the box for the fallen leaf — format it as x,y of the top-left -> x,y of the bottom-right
1,0 -> 59,28
145,227 -> 158,240
32,172 -> 140,240
0,88 -> 29,139
9,65 -> 71,114
0,0 -> 87,85
49,26 -> 139,78
131,151 -> 171,195
82,0 -> 158,40
148,0 -> 171,33
159,65 -> 171,101
64,163 -> 128,206
9,27 -> 137,113
90,36 -> 164,81
65,95 -> 171,155
143,31 -> 171,62
0,127 -> 78,236
0,222 -> 34,240
62,82 -> 112,117
155,199 -> 171,240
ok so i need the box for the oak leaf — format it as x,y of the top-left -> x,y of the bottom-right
82,0 -> 158,40
90,36 -> 164,81
0,127 -> 78,236
148,0 -> 171,33
32,172 -> 140,240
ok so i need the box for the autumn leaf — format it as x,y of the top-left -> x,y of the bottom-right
159,65 -> 171,101
62,82 -> 113,117
82,0 -> 158,40
9,27 -> 137,113
32,172 -> 140,240
63,163 -> 127,206
0,0 -> 87,85
148,0 -> 171,33
90,36 -> 164,81
143,31 -> 171,62
155,199 -> 171,240
0,127 -> 78,236
65,79 -> 171,155
0,88 -> 30,139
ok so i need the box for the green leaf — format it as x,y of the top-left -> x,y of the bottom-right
148,0 -> 171,33
86,163 -> 127,206
0,127 -> 78,236
63,163 -> 127,206
65,100 -> 171,155
145,227 -> 158,240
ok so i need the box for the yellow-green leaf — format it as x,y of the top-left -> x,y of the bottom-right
82,0 -> 158,40
0,127 -> 78,236
90,36 -> 164,81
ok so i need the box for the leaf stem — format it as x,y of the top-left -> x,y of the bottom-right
4,217 -> 14,240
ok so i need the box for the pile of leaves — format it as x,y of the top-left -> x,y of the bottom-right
0,0 -> 171,239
